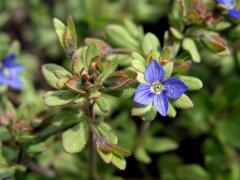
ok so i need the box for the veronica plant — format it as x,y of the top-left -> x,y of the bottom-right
41,6 -> 219,176
42,16 -> 138,173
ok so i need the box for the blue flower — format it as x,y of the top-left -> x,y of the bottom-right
134,60 -> 188,117
217,0 -> 240,19
0,53 -> 23,90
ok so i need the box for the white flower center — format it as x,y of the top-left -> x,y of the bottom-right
151,81 -> 164,94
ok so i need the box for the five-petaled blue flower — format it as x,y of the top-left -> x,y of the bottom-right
0,53 -> 23,90
217,0 -> 240,19
134,60 -> 188,117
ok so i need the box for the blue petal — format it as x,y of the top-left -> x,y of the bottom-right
153,93 -> 168,116
144,60 -> 165,83
7,76 -> 23,90
217,0 -> 235,9
228,9 -> 240,19
134,83 -> 154,105
2,53 -> 16,67
163,77 -> 188,99
8,65 -> 23,76
0,70 -> 7,85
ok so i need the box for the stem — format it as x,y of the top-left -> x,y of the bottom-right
132,121 -> 150,153
17,147 -> 24,164
233,50 -> 240,75
110,48 -> 139,54
87,103 -> 99,180
26,161 -> 55,177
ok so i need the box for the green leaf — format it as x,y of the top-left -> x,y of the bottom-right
53,18 -> 65,48
8,40 -> 21,55
97,144 -> 112,163
172,94 -> 193,109
65,78 -> 86,94
72,47 -> 87,73
161,47 -> 175,60
62,121 -> 89,153
106,25 -> 140,49
0,12 -> 10,28
66,16 -> 77,48
132,103 -> 152,116
103,70 -> 137,90
131,52 -> 147,73
26,142 -> 47,154
56,78 -> 68,89
176,164 -> 210,180
163,62 -> 174,79
142,33 -> 160,58
169,27 -> 183,40
111,154 -> 126,170
105,86 -> 136,99
142,106 -> 157,121
132,60 -> 146,73
85,38 -> 110,52
85,44 -> 99,67
216,109 -> 240,150
135,147 -> 151,164
203,138 -> 228,173
43,90 -> 77,106
111,144 -> 131,157
124,19 -> 142,39
132,52 -> 146,62
96,120 -> 118,144
145,137 -> 178,153
42,64 -> 71,89
177,75 -> 203,91
97,60 -> 118,83
136,72 -> 147,83
200,33 -> 228,53
96,95 -> 109,113
167,102 -> 177,118
29,112 -> 83,144
89,90 -> 102,100
183,38 -> 201,63
0,165 -> 26,178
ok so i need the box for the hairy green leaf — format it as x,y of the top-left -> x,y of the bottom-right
62,121 -> 89,153
44,90 -> 77,106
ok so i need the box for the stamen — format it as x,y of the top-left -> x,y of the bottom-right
151,81 -> 164,94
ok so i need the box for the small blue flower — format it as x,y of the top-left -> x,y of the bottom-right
217,0 -> 240,19
0,53 -> 23,90
134,60 -> 188,117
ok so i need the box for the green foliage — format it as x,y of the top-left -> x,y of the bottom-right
183,38 -> 201,63
42,64 -> 71,89
106,25 -> 140,49
172,94 -> 193,109
142,33 -> 161,58
43,90 -> 78,106
62,120 -> 89,153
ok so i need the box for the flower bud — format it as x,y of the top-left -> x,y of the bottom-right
200,34 -> 229,53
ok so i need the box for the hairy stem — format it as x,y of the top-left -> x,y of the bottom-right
17,147 -> 24,164
111,48 -> 139,54
88,103 -> 99,180
26,161 -> 55,177
233,50 -> 240,75
132,121 -> 150,153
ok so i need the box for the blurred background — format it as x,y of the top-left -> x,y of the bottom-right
1,0 -> 240,179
